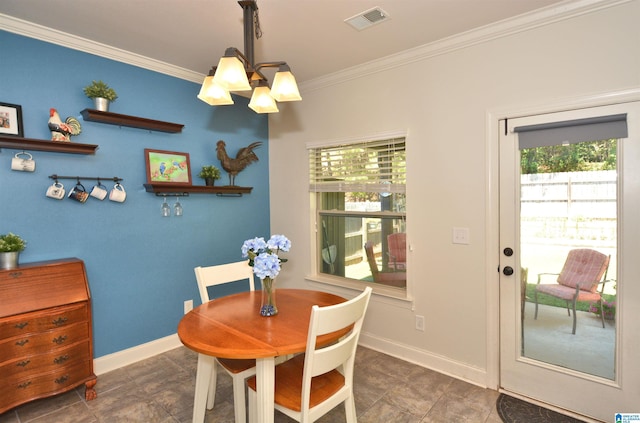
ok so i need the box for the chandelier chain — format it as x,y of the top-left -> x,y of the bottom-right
254,4 -> 262,39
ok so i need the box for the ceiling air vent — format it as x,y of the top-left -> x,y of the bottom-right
344,7 -> 389,31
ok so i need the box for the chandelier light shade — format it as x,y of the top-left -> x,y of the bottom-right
197,73 -> 234,105
248,83 -> 279,114
198,0 -> 301,113
212,52 -> 251,92
270,64 -> 302,102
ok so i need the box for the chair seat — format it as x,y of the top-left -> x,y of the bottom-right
536,284 -> 601,302
217,357 -> 256,374
247,354 -> 345,412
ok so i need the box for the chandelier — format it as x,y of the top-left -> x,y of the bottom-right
197,0 -> 301,114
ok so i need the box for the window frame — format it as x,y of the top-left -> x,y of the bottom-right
306,131 -> 410,300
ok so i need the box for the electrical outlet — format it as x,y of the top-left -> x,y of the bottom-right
184,299 -> 193,314
415,315 -> 425,331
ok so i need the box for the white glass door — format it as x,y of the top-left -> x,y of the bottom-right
499,102 -> 640,421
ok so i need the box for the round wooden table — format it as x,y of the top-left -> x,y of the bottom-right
178,289 -> 347,423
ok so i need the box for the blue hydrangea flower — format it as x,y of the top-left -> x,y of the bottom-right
253,252 -> 281,279
267,234 -> 291,252
242,234 -> 291,280
241,237 -> 267,258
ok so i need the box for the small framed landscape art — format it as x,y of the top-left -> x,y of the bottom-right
145,149 -> 192,185
0,102 -> 24,137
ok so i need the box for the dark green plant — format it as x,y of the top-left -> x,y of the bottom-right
83,80 -> 118,102
0,232 -> 27,252
197,165 -> 221,180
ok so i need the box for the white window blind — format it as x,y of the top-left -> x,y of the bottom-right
309,138 -> 406,193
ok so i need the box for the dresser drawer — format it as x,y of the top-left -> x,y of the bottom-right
0,322 -> 89,363
0,360 -> 93,412
0,340 -> 90,380
0,303 -> 88,339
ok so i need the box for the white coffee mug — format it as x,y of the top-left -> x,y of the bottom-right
46,182 -> 65,200
11,152 -> 35,172
109,183 -> 126,203
90,183 -> 108,200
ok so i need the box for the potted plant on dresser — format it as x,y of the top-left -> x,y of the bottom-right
83,80 -> 118,111
0,232 -> 26,269
197,165 -> 222,186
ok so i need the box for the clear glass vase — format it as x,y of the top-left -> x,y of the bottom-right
260,277 -> 278,316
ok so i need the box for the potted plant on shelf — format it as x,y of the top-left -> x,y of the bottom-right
83,80 -> 118,112
197,165 -> 221,186
0,232 -> 27,269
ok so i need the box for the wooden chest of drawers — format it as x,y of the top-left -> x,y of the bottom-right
0,258 -> 97,414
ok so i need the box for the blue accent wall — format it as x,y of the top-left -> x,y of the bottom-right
0,31 -> 271,357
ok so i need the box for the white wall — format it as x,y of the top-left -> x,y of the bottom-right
268,0 -> 640,386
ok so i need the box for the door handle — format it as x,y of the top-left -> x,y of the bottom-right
503,266 -> 514,276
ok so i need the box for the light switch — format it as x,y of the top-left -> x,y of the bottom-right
452,227 -> 470,245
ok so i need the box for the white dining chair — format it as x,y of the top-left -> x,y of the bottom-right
247,286 -> 373,423
194,261 -> 257,423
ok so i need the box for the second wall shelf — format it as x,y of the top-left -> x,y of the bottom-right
80,109 -> 184,133
144,183 -> 252,196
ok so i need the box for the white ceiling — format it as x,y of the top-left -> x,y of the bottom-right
0,0 -> 567,84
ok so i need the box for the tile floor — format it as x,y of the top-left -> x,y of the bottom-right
0,346 -> 503,423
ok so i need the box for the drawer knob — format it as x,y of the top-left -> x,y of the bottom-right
15,339 -> 29,347
9,271 -> 22,278
52,335 -> 68,345
18,381 -> 32,389
14,322 -> 29,329
16,360 -> 31,367
55,375 -> 69,384
52,317 -> 68,326
54,355 -> 69,364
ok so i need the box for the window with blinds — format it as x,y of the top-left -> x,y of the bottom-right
308,136 -> 407,294
309,138 -> 406,194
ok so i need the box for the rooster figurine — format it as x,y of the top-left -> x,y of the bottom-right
48,108 -> 82,141
216,140 -> 262,186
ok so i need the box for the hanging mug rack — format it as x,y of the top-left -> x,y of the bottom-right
49,174 -> 123,183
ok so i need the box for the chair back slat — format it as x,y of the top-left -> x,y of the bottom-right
300,287 -> 372,412
387,233 -> 407,263
194,261 -> 255,303
363,242 -> 379,277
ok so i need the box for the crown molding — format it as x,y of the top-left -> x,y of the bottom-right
0,0 -> 631,89
0,13 -> 203,83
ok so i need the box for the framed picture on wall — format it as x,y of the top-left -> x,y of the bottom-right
145,149 -> 192,185
0,102 -> 24,137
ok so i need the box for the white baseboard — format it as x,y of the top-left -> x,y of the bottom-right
93,333 -> 183,375
359,332 -> 488,388
94,331 -> 488,389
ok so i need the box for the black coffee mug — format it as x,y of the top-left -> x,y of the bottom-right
68,182 -> 89,203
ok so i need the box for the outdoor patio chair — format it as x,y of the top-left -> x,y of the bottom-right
364,241 -> 406,287
387,233 -> 407,271
534,248 -> 611,334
